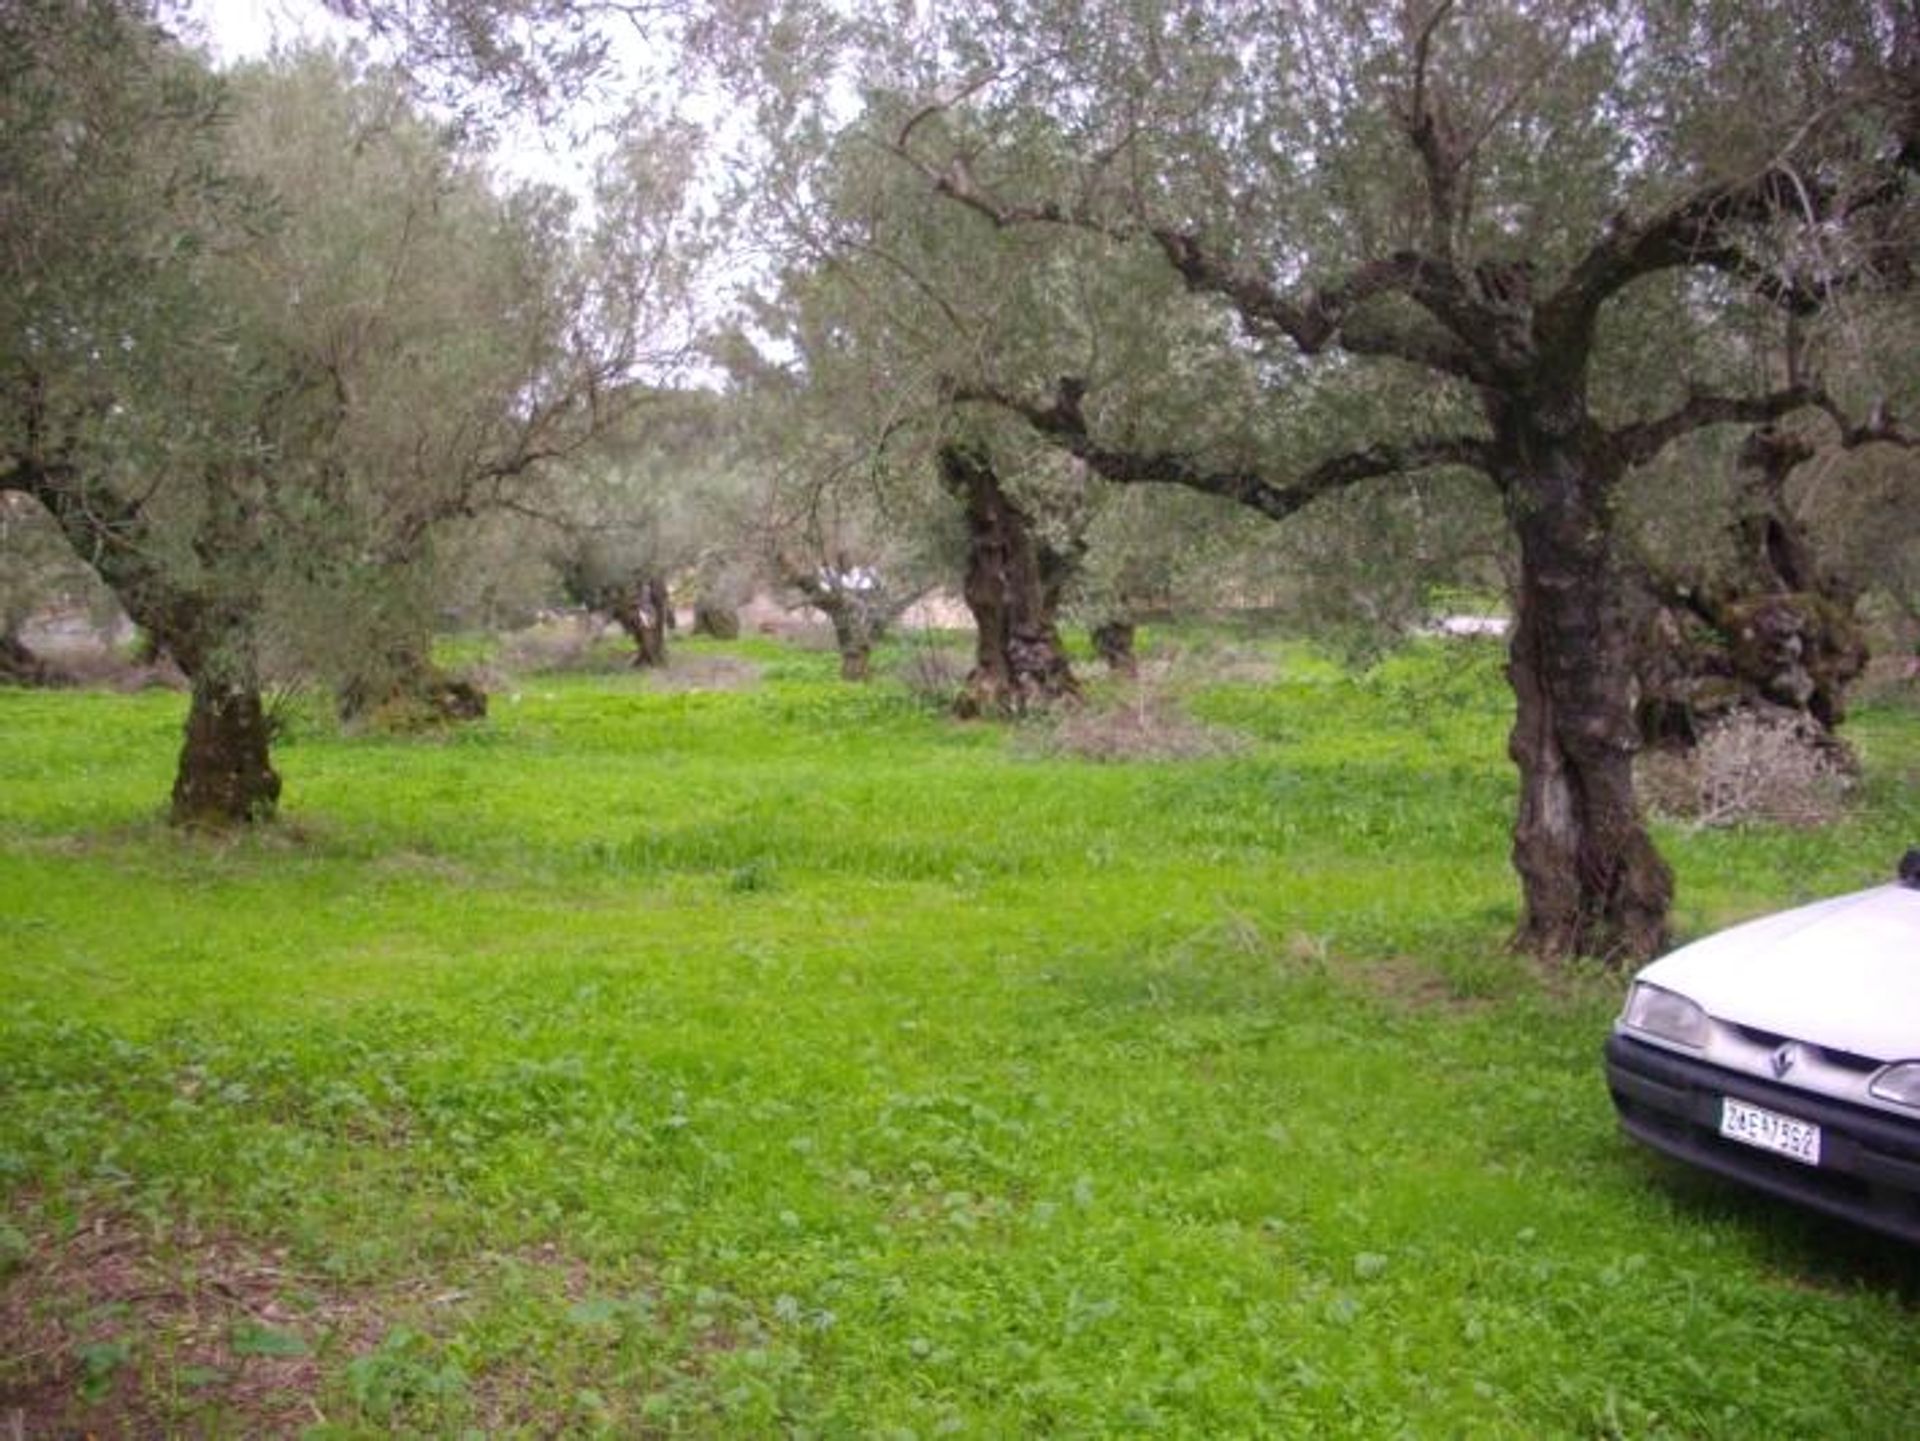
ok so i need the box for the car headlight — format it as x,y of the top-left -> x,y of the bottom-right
1622,982 -> 1710,1048
1870,1063 -> 1920,1109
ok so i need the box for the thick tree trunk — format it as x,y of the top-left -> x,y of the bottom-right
826,604 -> 875,681
170,673 -> 281,827
693,601 -> 740,640
1500,433 -> 1672,962
938,445 -> 1078,715
338,631 -> 487,727
14,447 -> 285,819
616,575 -> 671,668
1091,620 -> 1138,676
0,632 -> 60,687
1634,426 -> 1865,746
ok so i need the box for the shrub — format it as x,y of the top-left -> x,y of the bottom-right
1037,658 -> 1246,763
1637,709 -> 1854,828
496,615 -> 621,675
896,632 -> 969,706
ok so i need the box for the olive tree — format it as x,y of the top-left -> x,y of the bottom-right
1628,301 -> 1920,750
547,388 -> 749,668
0,0 -> 284,817
2,14 -> 679,822
722,339 -> 950,681
729,134 -> 1226,711
854,0 -> 1920,959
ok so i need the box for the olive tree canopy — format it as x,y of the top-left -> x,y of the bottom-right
828,0 -> 1920,959
2,7 -> 695,821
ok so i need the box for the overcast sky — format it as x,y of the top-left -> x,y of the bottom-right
186,0 -> 612,200
190,0 -> 348,63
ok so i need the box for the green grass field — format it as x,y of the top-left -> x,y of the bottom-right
4,632 -> 1920,1436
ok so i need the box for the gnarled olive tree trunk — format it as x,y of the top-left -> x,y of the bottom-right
148,594 -> 283,827
1497,418 -> 1671,962
1091,620 -> 1138,676
555,554 -> 672,669
692,600 -> 740,640
783,559 -> 921,682
338,626 -> 486,727
616,575 -> 672,668
938,444 -> 1078,715
826,602 -> 877,680
1635,425 -> 1866,749
14,455 -> 283,827
171,669 -> 281,826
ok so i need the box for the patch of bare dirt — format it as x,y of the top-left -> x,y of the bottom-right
1,1206 -> 714,1438
1346,954 -> 1494,1014
0,1206 -> 384,1438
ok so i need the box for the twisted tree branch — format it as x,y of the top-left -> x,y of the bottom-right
1613,385 -> 1818,467
946,375 -> 1490,520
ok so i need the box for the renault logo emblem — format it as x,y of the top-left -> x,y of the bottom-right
1770,1043 -> 1800,1078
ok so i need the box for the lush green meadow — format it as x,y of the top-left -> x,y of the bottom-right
4,633 -> 1920,1436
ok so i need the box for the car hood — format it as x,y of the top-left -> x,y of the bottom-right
1637,885 -> 1920,1062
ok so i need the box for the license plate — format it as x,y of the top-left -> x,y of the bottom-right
1719,1097 -> 1821,1166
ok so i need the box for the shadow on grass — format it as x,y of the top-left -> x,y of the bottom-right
1629,1153 -> 1920,1304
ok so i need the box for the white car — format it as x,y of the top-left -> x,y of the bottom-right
1604,859 -> 1920,1243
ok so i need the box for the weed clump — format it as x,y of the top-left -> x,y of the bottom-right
497,616 -> 622,674
1637,709 -> 1854,827
1038,681 -> 1245,762
896,636 -> 970,708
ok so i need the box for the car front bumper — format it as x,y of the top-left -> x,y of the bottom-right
1604,1031 -> 1920,1245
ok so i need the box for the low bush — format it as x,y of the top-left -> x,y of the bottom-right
1638,709 -> 1855,828
1037,660 -> 1246,762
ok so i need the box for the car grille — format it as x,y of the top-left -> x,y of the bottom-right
1724,1022 -> 1881,1075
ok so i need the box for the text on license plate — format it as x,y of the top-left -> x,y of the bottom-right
1719,1097 -> 1821,1166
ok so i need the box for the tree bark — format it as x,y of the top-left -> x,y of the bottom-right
693,600 -> 740,640
1634,426 -> 1866,746
614,575 -> 671,668
1497,422 -> 1672,961
782,561 -> 913,683
938,444 -> 1079,715
825,603 -> 875,680
338,628 -> 487,727
170,672 -> 281,827
1091,620 -> 1138,676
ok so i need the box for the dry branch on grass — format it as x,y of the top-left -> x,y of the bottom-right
896,635 -> 971,704
1034,657 -> 1246,762
1637,710 -> 1855,828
